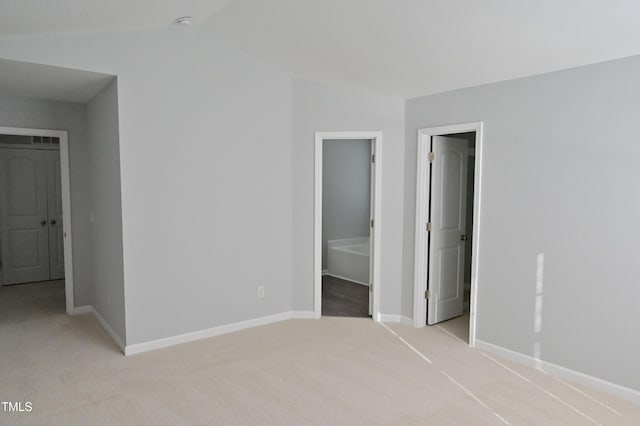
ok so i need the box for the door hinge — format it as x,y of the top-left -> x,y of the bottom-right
370,219 -> 374,228
428,152 -> 435,162
426,222 -> 432,232
371,154 -> 375,163
425,290 -> 431,299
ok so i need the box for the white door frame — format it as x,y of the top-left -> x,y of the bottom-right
0,126 -> 74,314
314,131 -> 382,321
413,122 -> 483,346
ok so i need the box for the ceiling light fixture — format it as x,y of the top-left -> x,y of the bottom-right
176,16 -> 193,26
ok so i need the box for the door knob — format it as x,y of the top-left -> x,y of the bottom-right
50,219 -> 56,225
40,219 -> 46,226
460,234 -> 468,241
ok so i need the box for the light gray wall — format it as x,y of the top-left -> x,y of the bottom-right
0,94 -> 92,306
322,139 -> 371,268
85,79 -> 126,342
0,28 -> 294,344
404,55 -> 640,391
292,79 -> 405,315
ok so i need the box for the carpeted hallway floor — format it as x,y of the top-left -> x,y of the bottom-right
1,281 -> 639,425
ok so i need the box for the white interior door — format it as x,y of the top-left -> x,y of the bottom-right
46,150 -> 65,280
427,136 -> 468,324
0,149 -> 50,285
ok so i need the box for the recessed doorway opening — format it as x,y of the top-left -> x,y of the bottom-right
314,131 -> 382,321
413,122 -> 483,346
0,127 -> 74,314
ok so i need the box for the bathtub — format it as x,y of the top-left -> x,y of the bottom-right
326,237 -> 370,285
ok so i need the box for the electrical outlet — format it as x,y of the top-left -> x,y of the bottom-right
257,286 -> 264,298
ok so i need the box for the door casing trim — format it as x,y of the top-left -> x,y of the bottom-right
0,126 -> 74,314
314,131 -> 382,321
413,122 -> 483,347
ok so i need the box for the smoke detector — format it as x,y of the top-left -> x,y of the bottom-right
176,16 -> 193,26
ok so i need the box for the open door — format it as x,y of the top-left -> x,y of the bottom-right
427,136 -> 468,325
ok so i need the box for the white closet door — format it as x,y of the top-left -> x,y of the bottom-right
47,150 -> 65,280
427,136 -> 468,325
0,149 -> 50,285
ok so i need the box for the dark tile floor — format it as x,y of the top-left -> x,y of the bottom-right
322,275 -> 370,318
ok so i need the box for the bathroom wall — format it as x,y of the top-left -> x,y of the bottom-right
322,139 -> 371,269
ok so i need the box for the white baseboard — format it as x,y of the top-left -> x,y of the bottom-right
475,339 -> 640,405
74,307 -> 315,356
379,314 -> 413,326
125,311 -> 304,356
379,314 -> 400,322
323,272 -> 369,286
91,307 -> 126,353
291,311 -> 316,319
400,315 -> 413,327
70,305 -> 92,315
69,305 -> 125,353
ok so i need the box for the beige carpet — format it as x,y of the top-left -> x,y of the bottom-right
1,281 -> 639,425
437,311 -> 471,344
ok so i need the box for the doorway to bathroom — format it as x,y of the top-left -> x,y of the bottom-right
314,131 -> 382,321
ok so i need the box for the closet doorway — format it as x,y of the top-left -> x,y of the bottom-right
413,122 -> 483,346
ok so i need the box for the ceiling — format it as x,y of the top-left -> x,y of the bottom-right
0,0 -> 230,35
0,58 -> 114,103
1,0 -> 640,98
204,0 -> 640,97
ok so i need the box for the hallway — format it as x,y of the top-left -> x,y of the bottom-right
0,280 -> 65,324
